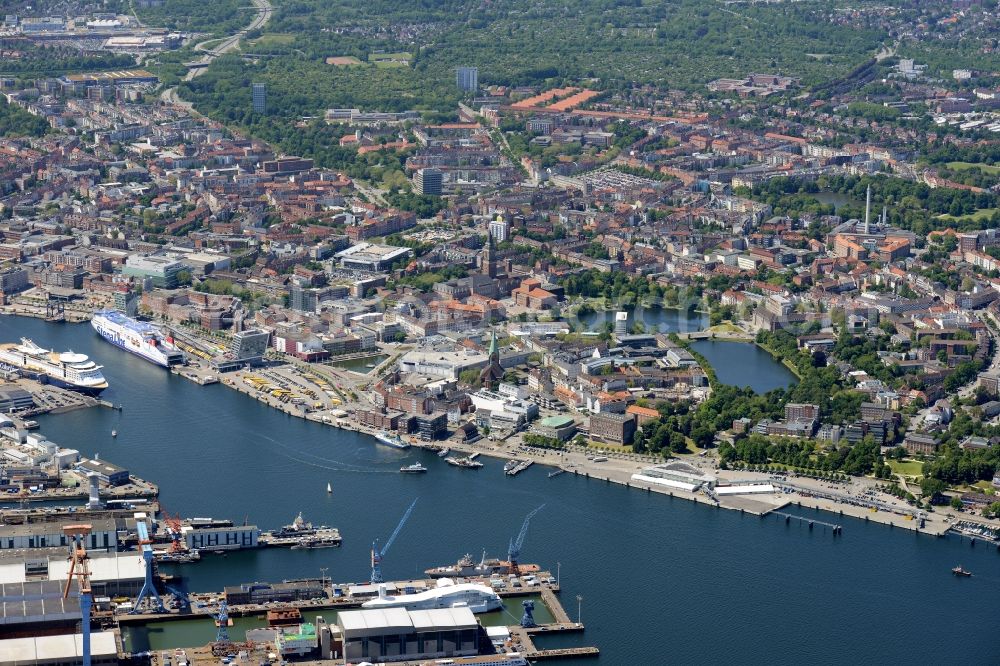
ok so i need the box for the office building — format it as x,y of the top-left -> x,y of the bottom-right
456,66 -> 478,92
414,168 -> 443,196
252,82 -> 266,114
614,311 -> 628,337
228,329 -> 270,364
0,267 -> 28,294
589,412 -> 637,445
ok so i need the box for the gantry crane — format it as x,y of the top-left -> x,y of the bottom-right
62,524 -> 93,666
508,504 -> 545,575
214,599 -> 232,643
370,498 -> 417,584
132,520 -> 165,614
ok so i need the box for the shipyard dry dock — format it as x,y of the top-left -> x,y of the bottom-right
120,572 -> 598,663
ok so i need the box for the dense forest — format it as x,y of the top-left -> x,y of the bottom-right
175,0 -> 886,153
133,0 -> 250,37
0,44 -> 135,78
0,97 -> 50,137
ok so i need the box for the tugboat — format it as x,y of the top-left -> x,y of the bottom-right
400,463 -> 428,474
952,565 -> 972,577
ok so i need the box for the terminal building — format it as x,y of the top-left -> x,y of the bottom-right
213,329 -> 271,371
337,607 -> 480,663
631,461 -> 717,492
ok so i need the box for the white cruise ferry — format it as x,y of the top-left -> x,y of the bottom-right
91,310 -> 185,368
362,579 -> 503,613
0,339 -> 108,395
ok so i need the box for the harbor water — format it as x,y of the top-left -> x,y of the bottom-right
5,317 -> 1000,664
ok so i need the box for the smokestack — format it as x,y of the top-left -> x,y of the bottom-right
864,185 -> 871,235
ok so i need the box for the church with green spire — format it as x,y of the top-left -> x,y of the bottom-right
478,329 -> 504,389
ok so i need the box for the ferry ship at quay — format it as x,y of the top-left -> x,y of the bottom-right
0,339 -> 108,395
91,310 -> 185,367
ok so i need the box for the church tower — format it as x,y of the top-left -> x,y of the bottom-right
479,328 -> 504,390
480,233 -> 498,278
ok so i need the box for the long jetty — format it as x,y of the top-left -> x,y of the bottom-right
769,510 -> 843,534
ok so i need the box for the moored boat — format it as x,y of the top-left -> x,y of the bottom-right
425,551 -> 540,578
0,338 -> 108,394
375,430 -> 411,449
91,310 -> 185,367
445,456 -> 483,469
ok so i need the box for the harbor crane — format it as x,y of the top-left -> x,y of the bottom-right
370,498 -> 418,584
132,520 -> 165,614
214,599 -> 232,643
62,524 -> 93,666
508,504 -> 545,575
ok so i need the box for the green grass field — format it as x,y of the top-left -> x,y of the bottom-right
945,161 -> 1000,175
249,33 -> 296,47
888,460 -> 924,477
937,208 -> 999,222
326,55 -> 364,66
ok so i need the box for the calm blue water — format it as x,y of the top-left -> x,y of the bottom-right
4,317 -> 1000,664
692,339 -> 799,394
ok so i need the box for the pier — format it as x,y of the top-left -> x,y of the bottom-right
509,624 -> 599,660
769,510 -> 843,534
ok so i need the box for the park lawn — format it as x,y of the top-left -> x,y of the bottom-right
937,208 -> 999,222
970,480 -> 997,494
249,33 -> 296,48
326,56 -> 364,66
888,460 -> 924,477
584,441 -> 633,453
707,322 -> 743,333
945,161 -> 1000,175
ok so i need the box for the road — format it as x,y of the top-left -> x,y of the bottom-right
184,0 -> 272,80
159,0 -> 271,109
